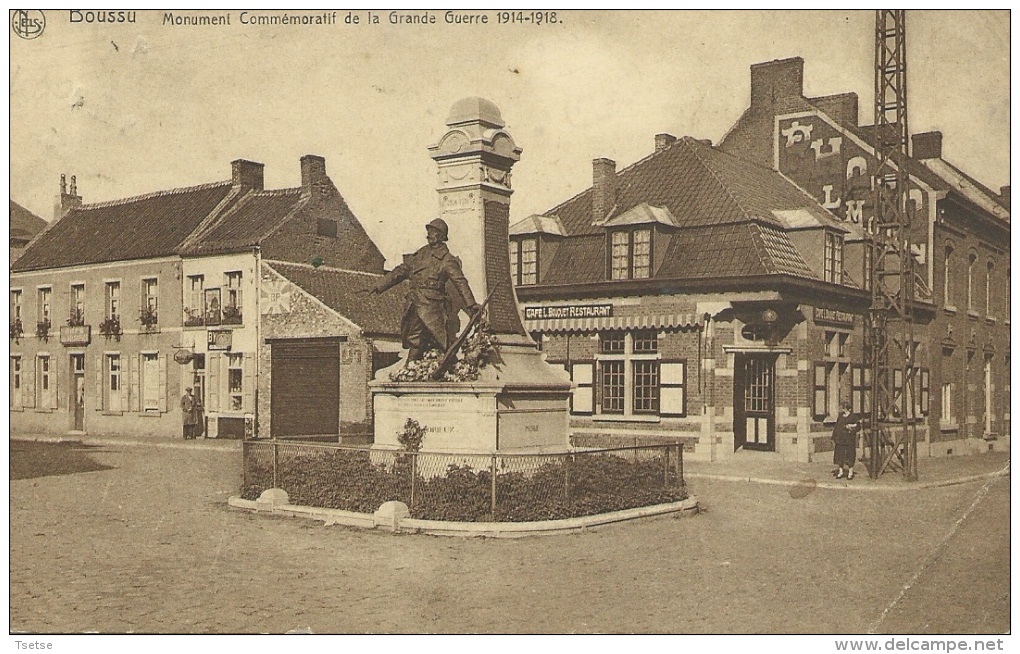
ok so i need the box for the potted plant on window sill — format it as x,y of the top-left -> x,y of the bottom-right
66,308 -> 86,327
139,306 -> 159,332
35,319 -> 51,341
10,318 -> 23,342
221,305 -> 242,325
99,315 -> 122,340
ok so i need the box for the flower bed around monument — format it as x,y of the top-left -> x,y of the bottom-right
241,441 -> 687,523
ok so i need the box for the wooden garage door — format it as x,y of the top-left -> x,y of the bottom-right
270,338 -> 340,438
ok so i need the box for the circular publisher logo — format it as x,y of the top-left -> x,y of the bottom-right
11,10 -> 45,39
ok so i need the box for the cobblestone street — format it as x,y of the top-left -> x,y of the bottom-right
9,439 -> 1009,634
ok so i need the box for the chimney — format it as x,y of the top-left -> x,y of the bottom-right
911,131 -> 943,160
592,158 -> 617,222
300,154 -> 328,196
231,159 -> 264,191
1000,185 -> 1010,209
655,133 -> 677,153
55,173 -> 82,220
811,93 -> 859,128
750,57 -> 805,109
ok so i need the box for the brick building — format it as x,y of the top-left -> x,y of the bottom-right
512,135 -> 869,462
10,156 -> 401,441
719,57 -> 1010,457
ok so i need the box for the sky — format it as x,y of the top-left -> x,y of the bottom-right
8,9 -> 1010,268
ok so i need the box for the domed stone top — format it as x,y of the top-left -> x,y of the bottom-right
446,97 -> 504,128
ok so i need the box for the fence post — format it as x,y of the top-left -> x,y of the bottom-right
564,453 -> 571,500
410,452 -> 417,509
663,445 -> 670,487
272,440 -> 279,489
678,443 -> 685,488
490,454 -> 498,520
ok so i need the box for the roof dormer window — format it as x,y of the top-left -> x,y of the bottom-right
609,227 -> 651,280
510,237 -> 538,286
823,231 -> 843,284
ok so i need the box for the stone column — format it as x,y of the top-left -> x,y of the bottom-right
428,97 -> 527,340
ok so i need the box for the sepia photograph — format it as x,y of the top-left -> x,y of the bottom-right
7,8 -> 1010,644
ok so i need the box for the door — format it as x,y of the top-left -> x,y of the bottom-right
70,354 -> 85,431
733,354 -> 776,452
270,339 -> 341,438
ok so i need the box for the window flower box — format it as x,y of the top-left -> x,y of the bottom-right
99,316 -> 122,339
35,319 -> 51,341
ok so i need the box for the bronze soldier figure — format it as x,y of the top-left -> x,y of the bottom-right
371,218 -> 481,361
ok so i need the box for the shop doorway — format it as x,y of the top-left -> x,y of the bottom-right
70,354 -> 86,431
733,353 -> 776,452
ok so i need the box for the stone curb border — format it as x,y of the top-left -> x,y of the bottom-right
227,492 -> 700,538
685,469 -> 1009,491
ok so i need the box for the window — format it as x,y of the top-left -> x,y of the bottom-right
985,260 -> 994,317
186,275 -> 204,326
600,360 -> 625,414
967,252 -> 976,312
511,238 -> 538,286
204,288 -> 222,326
601,331 -> 625,354
142,278 -> 158,324
813,331 -> 851,420
227,353 -> 243,411
11,289 -> 22,323
943,244 -> 954,308
824,232 -> 843,283
609,228 -> 652,280
941,381 -> 954,424
37,287 -> 51,324
10,356 -> 22,408
107,354 -> 121,409
36,355 -> 52,408
850,365 -> 870,416
593,329 -> 684,418
105,281 -> 120,320
141,353 -> 160,412
69,284 -> 85,326
223,272 -> 243,324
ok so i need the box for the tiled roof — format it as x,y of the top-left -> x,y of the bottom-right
265,261 -> 404,337
9,201 -> 47,239
182,188 -> 306,255
12,182 -> 235,272
535,137 -> 841,286
920,158 -> 1010,224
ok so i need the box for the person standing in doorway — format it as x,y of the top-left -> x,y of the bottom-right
181,387 -> 198,440
832,401 -> 860,480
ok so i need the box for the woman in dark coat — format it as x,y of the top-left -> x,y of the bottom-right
832,401 -> 860,480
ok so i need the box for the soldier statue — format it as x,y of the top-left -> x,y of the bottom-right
371,218 -> 481,361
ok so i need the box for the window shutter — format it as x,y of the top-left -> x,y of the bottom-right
208,353 -> 221,411
50,358 -> 59,410
23,359 -> 35,409
813,362 -> 827,419
242,352 -> 254,412
131,355 -> 141,412
95,356 -> 104,411
120,356 -> 130,412
920,368 -> 930,415
660,360 -> 686,417
158,354 -> 167,413
570,362 -> 594,415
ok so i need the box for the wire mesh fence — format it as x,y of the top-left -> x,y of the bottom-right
242,441 -> 686,523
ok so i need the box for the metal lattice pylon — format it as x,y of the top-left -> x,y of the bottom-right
865,9 -> 918,481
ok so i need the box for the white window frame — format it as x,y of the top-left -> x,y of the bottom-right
10,355 -> 23,409
105,280 -> 121,320
106,353 -> 122,410
37,286 -> 52,325
10,288 -> 23,323
227,352 -> 244,411
141,352 -> 160,413
36,354 -> 53,408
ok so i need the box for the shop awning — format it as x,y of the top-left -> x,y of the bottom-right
523,311 -> 702,333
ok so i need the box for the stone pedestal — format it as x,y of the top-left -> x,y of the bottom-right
372,340 -> 571,452
372,97 -> 572,454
